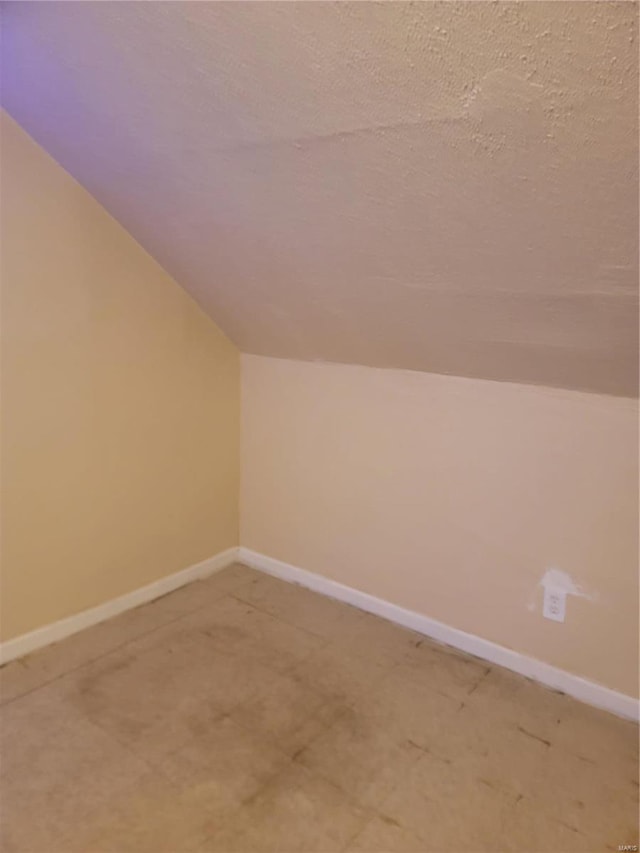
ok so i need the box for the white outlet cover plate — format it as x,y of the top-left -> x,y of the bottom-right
543,586 -> 567,622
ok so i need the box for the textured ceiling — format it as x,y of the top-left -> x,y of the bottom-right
2,1 -> 638,396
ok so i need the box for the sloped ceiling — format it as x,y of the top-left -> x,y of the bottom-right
2,1 -> 638,396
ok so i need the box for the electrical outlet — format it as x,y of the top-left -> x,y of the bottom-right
543,586 -> 566,622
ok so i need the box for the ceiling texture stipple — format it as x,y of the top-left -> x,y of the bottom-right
1,1 -> 638,396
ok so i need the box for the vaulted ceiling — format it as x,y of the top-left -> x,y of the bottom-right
2,1 -> 638,395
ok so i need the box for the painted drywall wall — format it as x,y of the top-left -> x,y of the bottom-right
241,355 -> 639,697
0,112 -> 239,640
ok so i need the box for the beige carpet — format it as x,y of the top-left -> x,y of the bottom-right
1,563 -> 638,852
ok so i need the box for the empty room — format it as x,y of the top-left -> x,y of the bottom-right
0,2 -> 638,852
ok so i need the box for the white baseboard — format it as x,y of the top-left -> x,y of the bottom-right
0,547 -> 240,666
238,547 -> 639,723
3,543 -> 637,722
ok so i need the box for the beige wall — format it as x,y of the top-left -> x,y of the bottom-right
1,112 -> 239,640
241,355 -> 639,698
2,105 -> 637,700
